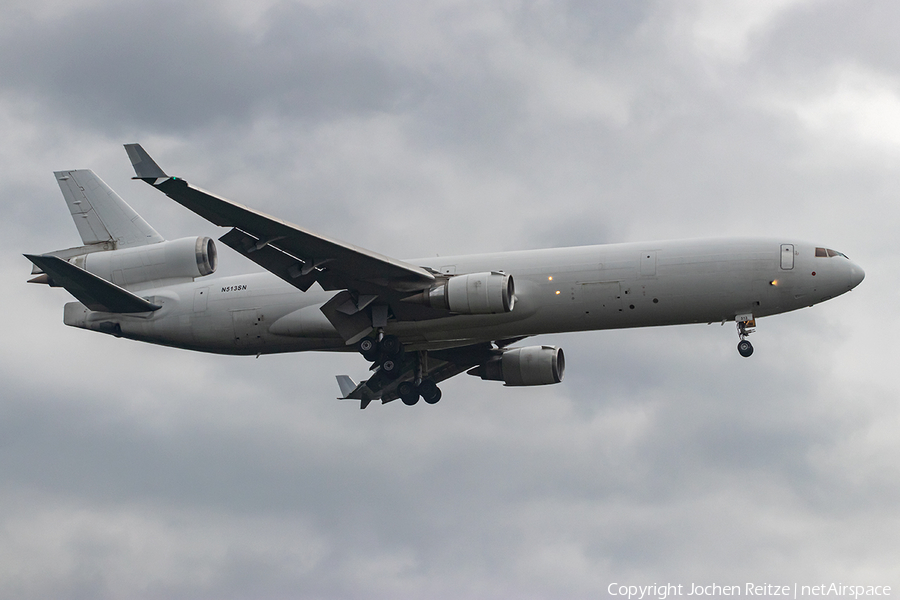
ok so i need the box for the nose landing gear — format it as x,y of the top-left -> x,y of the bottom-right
736,318 -> 755,357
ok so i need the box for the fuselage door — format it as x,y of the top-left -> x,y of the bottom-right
193,287 -> 209,312
640,251 -> 657,277
780,244 -> 794,270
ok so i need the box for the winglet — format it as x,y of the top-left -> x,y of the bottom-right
124,144 -> 168,180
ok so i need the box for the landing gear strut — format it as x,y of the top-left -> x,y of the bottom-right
736,319 -> 755,358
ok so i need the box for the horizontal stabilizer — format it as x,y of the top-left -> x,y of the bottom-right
23,254 -> 161,313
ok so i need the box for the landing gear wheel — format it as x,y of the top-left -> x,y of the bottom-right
398,381 -> 419,405
380,358 -> 400,378
419,379 -> 442,404
358,336 -> 380,361
735,319 -> 756,358
424,388 -> 442,404
380,335 -> 403,357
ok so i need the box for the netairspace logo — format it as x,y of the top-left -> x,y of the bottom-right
606,583 -> 892,600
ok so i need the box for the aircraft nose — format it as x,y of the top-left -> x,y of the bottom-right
849,263 -> 865,289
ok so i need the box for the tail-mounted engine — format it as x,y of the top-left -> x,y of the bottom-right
406,271 -> 515,314
70,236 -> 217,289
469,345 -> 565,386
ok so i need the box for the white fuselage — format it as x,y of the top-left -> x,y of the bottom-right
62,237 -> 865,355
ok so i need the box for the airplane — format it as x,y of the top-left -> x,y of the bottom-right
25,144 -> 866,408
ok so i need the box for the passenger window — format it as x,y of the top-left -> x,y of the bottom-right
815,247 -> 827,257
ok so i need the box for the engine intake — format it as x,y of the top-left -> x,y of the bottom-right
408,271 -> 515,314
469,346 -> 565,386
73,236 -> 217,289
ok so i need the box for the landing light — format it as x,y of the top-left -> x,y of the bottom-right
548,276 -> 553,281
770,280 -> 778,286
555,290 -> 561,295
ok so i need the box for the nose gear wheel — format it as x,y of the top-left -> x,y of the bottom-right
736,319 -> 755,358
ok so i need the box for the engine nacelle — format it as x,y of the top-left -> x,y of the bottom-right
469,346 -> 565,386
408,271 -> 515,314
72,236 -> 217,289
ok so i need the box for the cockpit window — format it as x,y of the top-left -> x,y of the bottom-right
816,247 -> 849,259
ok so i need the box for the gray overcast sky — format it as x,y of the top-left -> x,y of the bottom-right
2,0 -> 898,598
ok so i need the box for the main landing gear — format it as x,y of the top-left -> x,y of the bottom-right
357,333 -> 442,405
736,319 -> 755,358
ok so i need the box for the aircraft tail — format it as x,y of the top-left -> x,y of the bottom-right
28,169 -> 218,293
55,169 -> 164,249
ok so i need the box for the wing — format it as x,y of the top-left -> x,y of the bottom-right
124,144 -> 435,297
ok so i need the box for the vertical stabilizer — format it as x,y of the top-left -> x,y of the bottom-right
55,169 -> 164,249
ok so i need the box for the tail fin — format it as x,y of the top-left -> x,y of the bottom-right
55,170 -> 164,249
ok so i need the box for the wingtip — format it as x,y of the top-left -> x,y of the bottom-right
124,143 -> 168,179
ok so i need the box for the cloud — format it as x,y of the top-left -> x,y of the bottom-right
764,62 -> 900,152
2,0 -> 899,598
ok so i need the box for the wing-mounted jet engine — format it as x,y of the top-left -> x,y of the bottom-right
403,271 -> 515,314
468,345 -> 564,386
